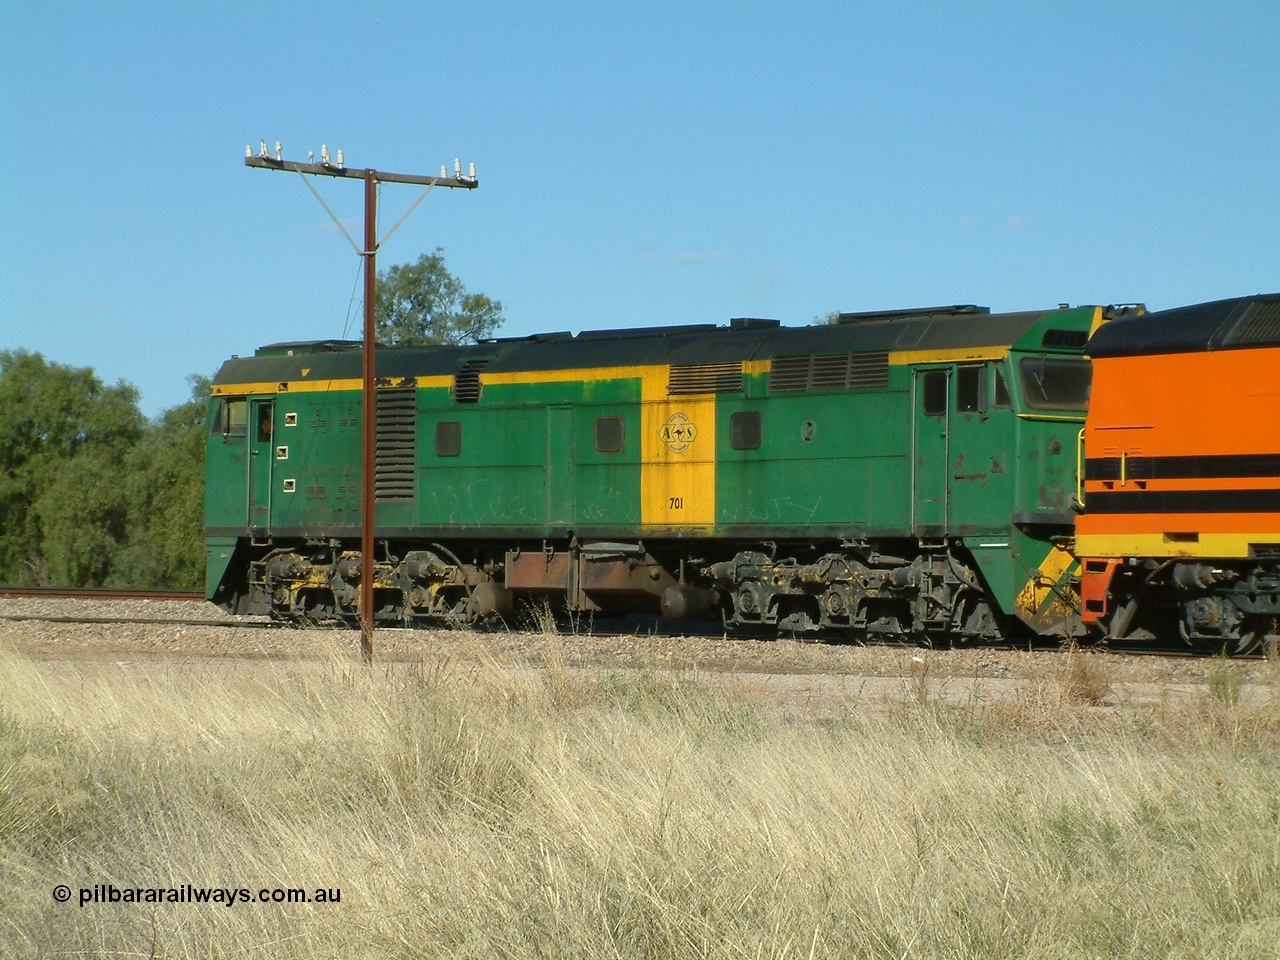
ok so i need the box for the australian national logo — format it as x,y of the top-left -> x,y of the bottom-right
659,412 -> 698,454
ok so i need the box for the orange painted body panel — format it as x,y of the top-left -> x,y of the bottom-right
1078,343 -> 1280,547
1079,512 -> 1278,535
1084,346 -> 1280,458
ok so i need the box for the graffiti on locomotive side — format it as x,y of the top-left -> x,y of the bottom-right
719,496 -> 823,523
428,482 -> 539,525
581,487 -> 639,522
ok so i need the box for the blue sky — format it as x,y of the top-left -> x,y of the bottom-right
2,0 -> 1277,417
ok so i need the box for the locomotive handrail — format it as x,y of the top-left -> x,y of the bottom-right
1016,412 -> 1088,422
1076,428 -> 1086,507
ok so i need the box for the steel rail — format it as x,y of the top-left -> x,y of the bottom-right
0,586 -> 206,601
0,613 -> 281,629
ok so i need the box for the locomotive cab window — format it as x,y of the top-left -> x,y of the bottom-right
1018,357 -> 1091,411
594,416 -> 624,454
993,367 -> 1012,410
956,365 -> 987,415
921,370 -> 948,418
436,421 -> 462,457
730,411 -> 762,450
211,398 -> 247,439
256,405 -> 273,443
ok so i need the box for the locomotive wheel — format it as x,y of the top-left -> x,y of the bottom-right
1236,616 -> 1280,656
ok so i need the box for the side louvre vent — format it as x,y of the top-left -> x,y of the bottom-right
668,362 -> 743,395
1226,301 -> 1280,346
1041,328 -> 1089,349
375,386 -> 416,501
452,359 -> 490,403
769,352 -> 889,393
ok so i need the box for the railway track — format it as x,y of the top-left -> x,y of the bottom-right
0,587 -> 1269,657
0,585 -> 281,630
0,612 -> 283,629
0,586 -> 205,602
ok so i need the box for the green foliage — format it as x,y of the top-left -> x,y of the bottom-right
115,375 -> 210,589
374,247 -> 504,346
0,350 -> 144,585
0,352 -> 207,588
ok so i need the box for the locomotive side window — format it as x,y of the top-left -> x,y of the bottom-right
594,416 -> 624,454
993,367 -> 1012,409
209,400 -> 224,435
212,398 -> 247,438
921,370 -> 948,417
956,365 -> 987,414
256,404 -> 273,443
730,411 -> 762,450
1018,357 -> 1091,410
436,421 -> 462,457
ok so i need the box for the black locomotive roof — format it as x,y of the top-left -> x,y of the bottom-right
1085,294 -> 1280,358
215,304 -> 1100,386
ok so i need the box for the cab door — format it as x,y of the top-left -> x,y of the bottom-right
547,406 -> 576,526
947,363 -> 1005,529
248,399 -> 275,535
912,368 -> 950,535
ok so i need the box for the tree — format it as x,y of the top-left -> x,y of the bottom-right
374,247 -> 504,346
114,375 -> 210,589
0,350 -> 144,585
0,352 -> 211,588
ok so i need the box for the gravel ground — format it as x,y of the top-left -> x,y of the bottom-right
4,596 -> 1277,698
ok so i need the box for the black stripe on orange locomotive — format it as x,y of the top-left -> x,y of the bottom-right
1085,453 -> 1280,482
1085,489 -> 1280,515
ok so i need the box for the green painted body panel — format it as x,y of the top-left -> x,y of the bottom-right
204,537 -> 239,599
713,383 -> 912,533
417,379 -> 644,531
273,390 -> 364,532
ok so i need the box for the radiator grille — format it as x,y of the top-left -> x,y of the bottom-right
668,362 -> 743,395
452,359 -> 490,403
375,386 -> 416,501
1228,301 -> 1280,346
769,352 -> 889,393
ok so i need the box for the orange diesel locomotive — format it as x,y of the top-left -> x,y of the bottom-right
1077,293 -> 1280,653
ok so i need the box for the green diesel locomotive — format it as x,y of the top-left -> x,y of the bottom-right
206,303 -> 1131,642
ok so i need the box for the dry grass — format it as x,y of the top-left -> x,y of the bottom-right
2,639 -> 1279,960
1056,642 -> 1114,705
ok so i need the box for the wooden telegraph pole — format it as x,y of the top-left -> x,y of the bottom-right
245,141 -> 478,663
